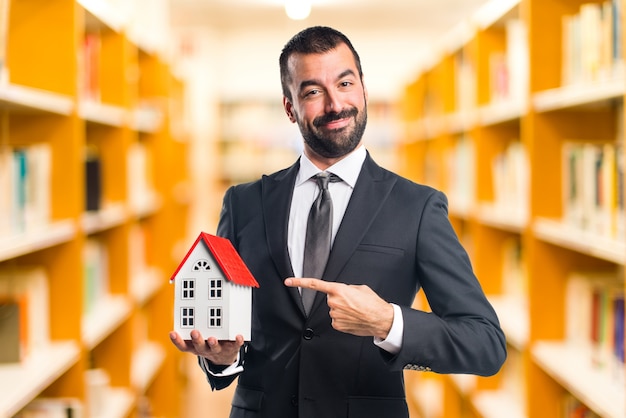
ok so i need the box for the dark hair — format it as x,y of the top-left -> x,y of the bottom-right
279,26 -> 363,101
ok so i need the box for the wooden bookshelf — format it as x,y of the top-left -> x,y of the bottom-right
0,1 -> 189,417
399,0 -> 625,417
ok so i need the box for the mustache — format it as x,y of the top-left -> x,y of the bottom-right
313,108 -> 358,127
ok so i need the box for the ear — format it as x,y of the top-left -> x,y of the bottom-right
283,97 -> 296,123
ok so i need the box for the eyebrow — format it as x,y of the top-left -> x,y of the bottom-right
298,69 -> 357,94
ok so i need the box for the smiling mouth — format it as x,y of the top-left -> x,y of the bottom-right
314,109 -> 357,130
322,118 -> 351,130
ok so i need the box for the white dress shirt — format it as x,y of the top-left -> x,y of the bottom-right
288,145 -> 403,355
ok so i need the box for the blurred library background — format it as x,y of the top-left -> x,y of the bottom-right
0,0 -> 624,417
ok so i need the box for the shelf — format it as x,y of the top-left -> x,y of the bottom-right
132,106 -> 164,134
0,1 -> 188,415
532,342 -> 625,418
0,341 -> 81,417
533,218 -> 626,265
472,0 -> 520,30
478,99 -> 525,127
421,115 -> 447,139
447,196 -> 474,219
101,387 -> 135,418
129,192 -> 162,219
77,0 -> 128,32
131,342 -> 166,393
130,267 -> 163,306
472,389 -> 526,418
400,0 -> 626,416
408,377 -> 443,418
449,373 -> 477,396
533,78 -> 625,113
476,203 -> 527,233
79,100 -> 128,127
82,295 -> 134,350
447,109 -> 477,134
81,203 -> 128,235
0,83 -> 74,115
0,220 -> 76,262
488,295 -> 528,351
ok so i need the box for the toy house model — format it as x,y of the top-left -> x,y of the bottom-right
170,232 -> 259,341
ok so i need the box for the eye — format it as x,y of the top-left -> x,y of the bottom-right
301,88 -> 322,100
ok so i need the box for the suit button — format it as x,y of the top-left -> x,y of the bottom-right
303,328 -> 314,340
291,395 -> 298,406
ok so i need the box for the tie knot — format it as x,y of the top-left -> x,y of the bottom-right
313,172 -> 341,190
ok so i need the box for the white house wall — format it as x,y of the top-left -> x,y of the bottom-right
227,283 -> 252,340
173,242 -> 253,340
174,244 -> 225,339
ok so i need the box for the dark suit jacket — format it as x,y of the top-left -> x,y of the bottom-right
204,153 -> 506,418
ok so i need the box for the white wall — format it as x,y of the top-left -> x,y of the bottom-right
210,28 -> 434,102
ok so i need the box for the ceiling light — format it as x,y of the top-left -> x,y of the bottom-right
285,0 -> 311,20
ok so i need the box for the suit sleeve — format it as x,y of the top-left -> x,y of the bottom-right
197,345 -> 246,391
385,191 -> 507,376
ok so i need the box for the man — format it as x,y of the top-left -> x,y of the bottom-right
170,26 -> 506,418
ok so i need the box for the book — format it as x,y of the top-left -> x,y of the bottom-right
501,237 -> 527,299
562,13 -> 581,85
0,267 -> 50,358
0,144 -> 52,235
454,48 -> 476,112
612,293 -> 624,383
0,145 -> 12,236
84,145 -> 102,212
561,1 -> 623,84
579,2 -> 602,82
560,393 -> 601,418
24,143 -> 52,230
492,140 -> 528,218
615,142 -> 624,241
562,141 -> 621,240
84,368 -> 110,417
446,134 -> 475,211
0,299 -> 23,363
127,141 -> 155,211
564,270 -> 623,373
13,147 -> 28,232
488,52 -> 508,103
83,238 -> 109,314
80,32 -> 100,102
0,0 -> 10,83
505,18 -> 528,103
16,398 -> 83,418
610,0 -> 624,76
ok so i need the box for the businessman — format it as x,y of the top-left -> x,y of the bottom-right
170,26 -> 507,418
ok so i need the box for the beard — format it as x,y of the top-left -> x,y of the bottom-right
297,104 -> 367,159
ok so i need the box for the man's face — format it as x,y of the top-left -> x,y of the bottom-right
283,43 -> 368,160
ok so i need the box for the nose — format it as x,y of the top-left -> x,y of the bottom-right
324,90 -> 342,113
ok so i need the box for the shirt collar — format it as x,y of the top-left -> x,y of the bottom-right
296,145 -> 366,188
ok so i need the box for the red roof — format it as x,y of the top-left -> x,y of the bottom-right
169,232 -> 259,288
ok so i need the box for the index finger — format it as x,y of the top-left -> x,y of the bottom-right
284,277 -> 338,294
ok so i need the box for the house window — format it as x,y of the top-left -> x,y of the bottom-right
181,307 -> 195,328
208,307 -> 222,328
193,259 -> 211,271
182,279 -> 195,299
209,279 -> 223,299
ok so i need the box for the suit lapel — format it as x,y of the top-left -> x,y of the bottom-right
310,154 -> 397,314
262,154 -> 397,317
261,160 -> 305,313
